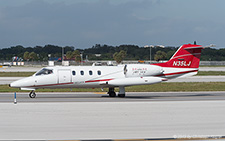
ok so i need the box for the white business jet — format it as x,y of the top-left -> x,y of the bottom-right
10,43 -> 204,98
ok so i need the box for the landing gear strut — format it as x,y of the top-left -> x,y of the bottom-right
29,90 -> 36,98
108,88 -> 116,97
118,86 -> 125,97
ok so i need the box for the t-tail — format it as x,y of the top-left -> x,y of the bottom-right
153,43 -> 204,79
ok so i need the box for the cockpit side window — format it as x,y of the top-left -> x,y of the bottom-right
36,68 -> 53,76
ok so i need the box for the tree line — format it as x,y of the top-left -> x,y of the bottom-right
0,44 -> 225,62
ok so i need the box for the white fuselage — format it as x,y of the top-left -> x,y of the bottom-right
10,64 -> 198,90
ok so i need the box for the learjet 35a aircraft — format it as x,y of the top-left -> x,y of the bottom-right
10,43 -> 205,98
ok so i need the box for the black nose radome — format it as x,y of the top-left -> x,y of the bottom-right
9,84 -> 11,87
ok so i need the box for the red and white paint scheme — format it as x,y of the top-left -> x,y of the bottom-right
10,43 -> 204,98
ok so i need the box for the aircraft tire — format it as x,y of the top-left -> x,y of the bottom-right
29,92 -> 36,98
118,94 -> 125,97
109,92 -> 116,97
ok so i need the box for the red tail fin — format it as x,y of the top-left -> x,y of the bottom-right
155,44 -> 203,68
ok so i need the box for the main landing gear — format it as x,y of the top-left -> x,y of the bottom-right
108,88 -> 116,97
108,87 -> 126,98
29,90 -> 36,98
118,86 -> 125,97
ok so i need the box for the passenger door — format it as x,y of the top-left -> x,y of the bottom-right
58,69 -> 71,83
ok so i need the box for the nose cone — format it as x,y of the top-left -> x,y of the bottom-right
10,77 -> 34,88
10,80 -> 22,88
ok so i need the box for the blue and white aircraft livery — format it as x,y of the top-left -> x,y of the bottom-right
10,43 -> 205,98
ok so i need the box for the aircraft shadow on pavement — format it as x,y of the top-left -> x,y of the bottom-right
101,93 -> 213,99
24,93 -> 214,100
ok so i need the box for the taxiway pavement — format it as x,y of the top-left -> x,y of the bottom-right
1,91 -> 225,102
199,67 -> 225,71
0,66 -> 41,72
0,92 -> 225,140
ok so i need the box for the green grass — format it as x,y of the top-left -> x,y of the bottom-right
0,71 -> 225,77
0,72 -> 35,77
127,82 -> 225,92
197,71 -> 225,76
200,65 -> 225,67
2,82 -> 225,92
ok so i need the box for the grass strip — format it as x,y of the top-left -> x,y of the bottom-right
1,82 -> 225,92
0,72 -> 35,77
199,65 -> 225,67
127,82 -> 225,92
197,71 -> 225,76
1,71 -> 225,77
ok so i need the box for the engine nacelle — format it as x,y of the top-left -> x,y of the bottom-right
124,64 -> 163,77
108,76 -> 164,86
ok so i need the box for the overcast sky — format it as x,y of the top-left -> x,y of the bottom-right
0,0 -> 225,49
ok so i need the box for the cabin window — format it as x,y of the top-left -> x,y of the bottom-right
97,70 -> 101,75
72,71 -> 76,76
36,68 -> 53,76
89,70 -> 93,75
80,70 -> 84,75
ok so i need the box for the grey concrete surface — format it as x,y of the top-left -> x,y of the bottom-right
0,100 -> 224,140
1,91 -> 225,102
0,77 -> 24,85
0,66 -> 41,72
199,67 -> 225,71
1,92 -> 225,140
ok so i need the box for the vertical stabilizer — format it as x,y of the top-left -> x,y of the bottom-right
154,44 -> 203,68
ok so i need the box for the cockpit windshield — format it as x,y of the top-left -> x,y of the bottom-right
35,68 -> 53,76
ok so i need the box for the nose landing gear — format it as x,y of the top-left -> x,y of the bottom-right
29,90 -> 36,98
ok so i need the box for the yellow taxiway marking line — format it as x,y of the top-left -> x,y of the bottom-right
115,139 -> 145,141
93,92 -> 107,94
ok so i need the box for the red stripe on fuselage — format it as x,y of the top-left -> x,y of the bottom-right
25,79 -> 114,88
85,79 -> 113,83
27,82 -> 73,88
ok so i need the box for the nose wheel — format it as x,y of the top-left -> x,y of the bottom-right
29,91 -> 36,98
